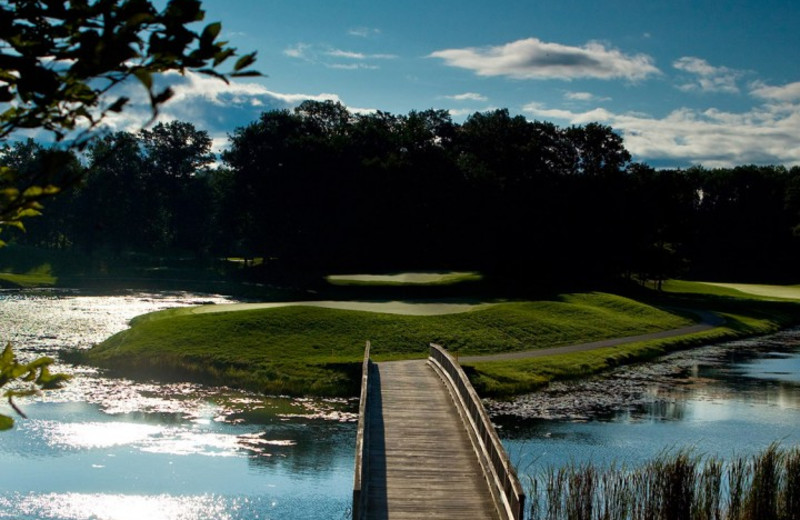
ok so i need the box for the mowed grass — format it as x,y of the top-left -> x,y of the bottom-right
663,279 -> 800,301
466,312 -> 780,396
0,265 -> 57,288
468,280 -> 800,396
85,292 -> 691,396
325,271 -> 483,286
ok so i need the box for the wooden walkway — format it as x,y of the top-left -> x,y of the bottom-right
362,359 -> 499,519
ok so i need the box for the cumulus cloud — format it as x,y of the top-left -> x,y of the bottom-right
523,95 -> 800,167
429,38 -> 660,81
98,71 -> 366,152
673,57 -> 743,93
750,81 -> 800,102
445,92 -> 488,102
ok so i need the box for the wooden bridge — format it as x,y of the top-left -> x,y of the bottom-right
352,342 -> 525,520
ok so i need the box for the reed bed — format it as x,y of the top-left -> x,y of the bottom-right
526,444 -> 800,520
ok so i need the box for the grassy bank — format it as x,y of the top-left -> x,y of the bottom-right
0,265 -> 57,288
527,444 -> 800,520
83,281 -> 800,397
465,312 -> 780,396
84,292 -> 691,396
466,281 -> 800,396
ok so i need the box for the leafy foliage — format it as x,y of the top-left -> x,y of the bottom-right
0,343 -> 70,430
0,0 -> 258,429
0,0 -> 259,235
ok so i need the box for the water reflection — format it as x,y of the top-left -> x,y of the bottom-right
497,327 -> 800,474
0,290 -> 355,520
0,492 -> 246,520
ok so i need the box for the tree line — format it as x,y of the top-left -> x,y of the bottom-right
4,101 -> 800,286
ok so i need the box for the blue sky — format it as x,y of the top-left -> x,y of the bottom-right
114,0 -> 800,168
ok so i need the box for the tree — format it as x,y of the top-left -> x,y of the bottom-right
77,131 -> 145,253
139,121 -> 214,252
0,0 -> 259,427
0,0 -> 259,239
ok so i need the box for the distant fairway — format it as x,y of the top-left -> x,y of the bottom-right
703,282 -> 800,300
325,271 -> 482,286
664,280 -> 800,301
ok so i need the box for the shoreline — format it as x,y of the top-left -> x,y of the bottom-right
487,325 -> 800,421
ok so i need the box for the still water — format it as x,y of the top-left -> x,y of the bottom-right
0,291 -> 356,520
497,328 -> 800,476
3,291 -> 800,519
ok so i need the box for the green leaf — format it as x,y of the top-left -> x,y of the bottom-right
5,220 -> 23,232
0,414 -> 12,431
151,87 -> 174,106
213,48 -> 235,67
133,69 -> 153,90
1,344 -> 13,366
233,52 -> 257,72
201,22 -> 221,42
231,70 -> 262,78
107,97 -> 129,113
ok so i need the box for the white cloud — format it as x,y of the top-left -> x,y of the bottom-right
445,92 -> 488,102
523,96 -> 800,167
564,91 -> 611,102
327,63 -> 379,70
284,43 -> 312,60
285,43 -> 396,69
448,106 -> 499,118
429,38 -> 660,81
750,81 -> 800,102
327,49 -> 367,60
326,49 -> 397,60
673,57 -> 743,93
348,27 -> 381,38
97,71 -> 369,152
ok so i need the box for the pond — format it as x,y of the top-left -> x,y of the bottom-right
494,328 -> 800,475
3,290 -> 800,519
0,290 -> 356,520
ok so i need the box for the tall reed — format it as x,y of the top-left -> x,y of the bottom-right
526,444 -> 800,520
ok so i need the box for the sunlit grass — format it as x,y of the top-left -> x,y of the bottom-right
325,271 -> 483,286
465,312 -> 780,396
85,292 -> 690,396
662,279 -> 800,300
0,264 -> 57,287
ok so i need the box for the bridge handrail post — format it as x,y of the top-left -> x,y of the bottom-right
429,343 -> 526,520
352,341 -> 371,520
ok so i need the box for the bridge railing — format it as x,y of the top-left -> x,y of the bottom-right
429,343 -> 526,520
352,341 -> 371,520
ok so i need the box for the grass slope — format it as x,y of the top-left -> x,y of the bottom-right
0,268 -> 57,288
467,281 -> 800,396
85,292 -> 690,396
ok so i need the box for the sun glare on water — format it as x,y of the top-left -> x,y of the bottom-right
0,493 -> 245,520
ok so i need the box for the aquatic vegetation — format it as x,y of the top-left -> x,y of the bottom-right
527,444 -> 800,520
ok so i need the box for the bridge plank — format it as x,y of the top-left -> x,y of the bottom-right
364,359 -> 499,520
